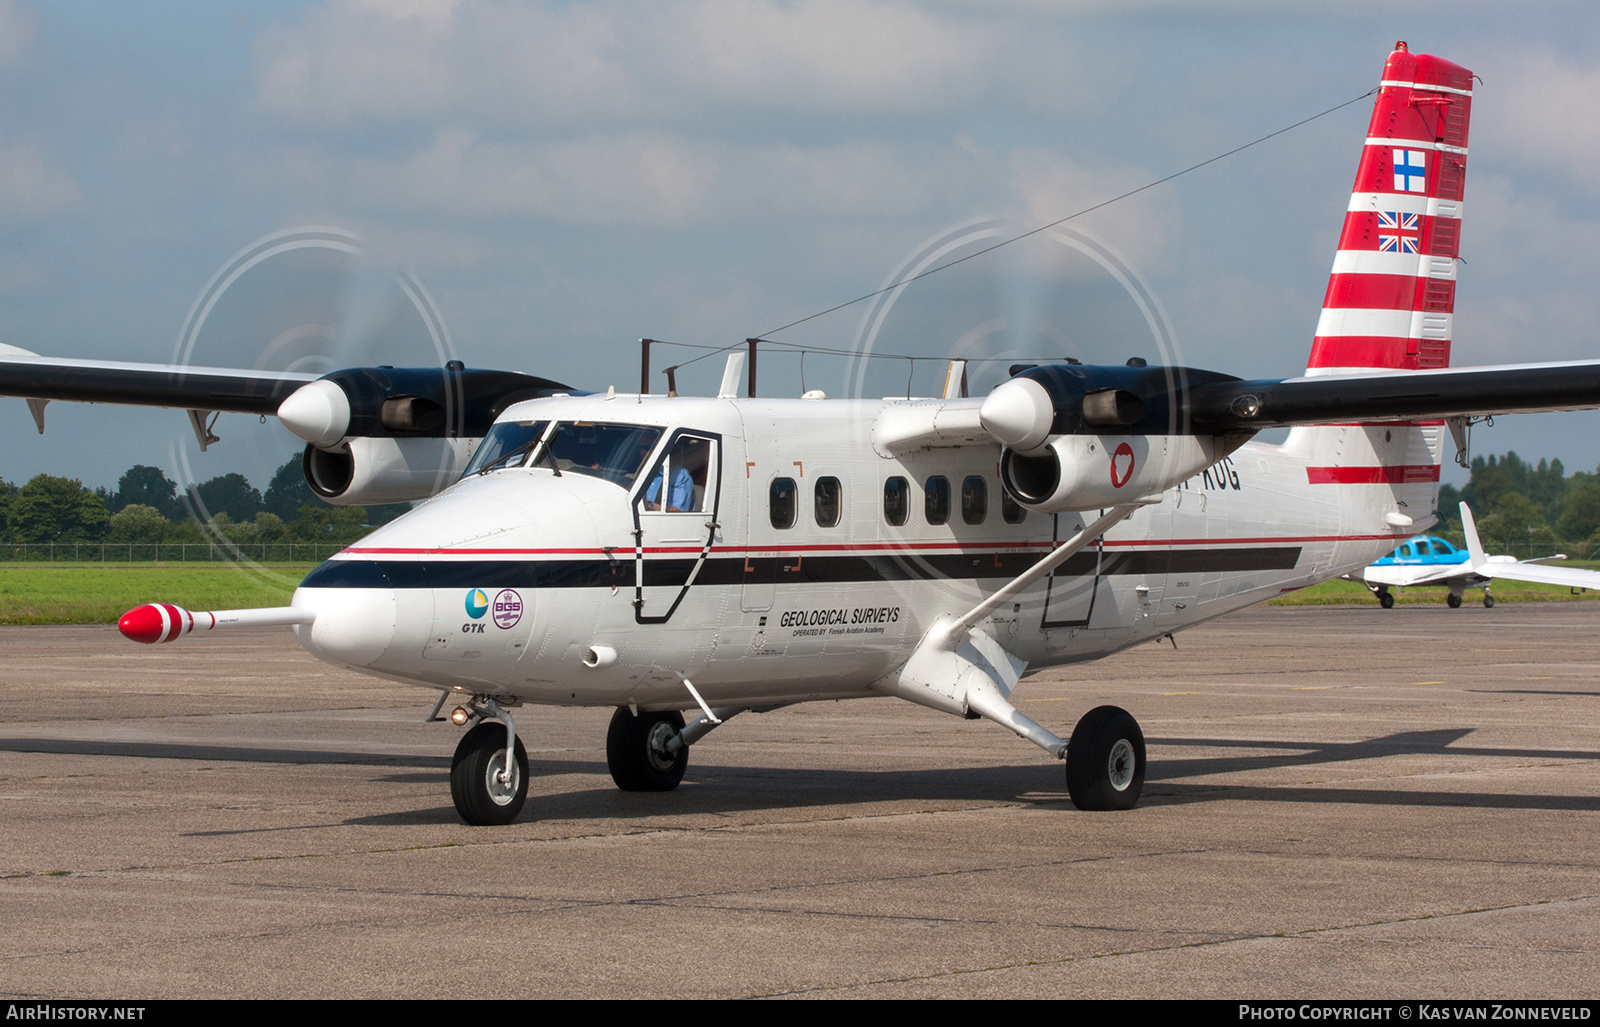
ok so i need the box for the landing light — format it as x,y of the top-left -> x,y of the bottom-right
450,707 -> 471,726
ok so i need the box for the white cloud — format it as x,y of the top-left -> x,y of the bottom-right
0,0 -> 35,68
1477,49 -> 1600,192
0,144 -> 79,220
1005,148 -> 1180,272
253,0 -> 1001,128
331,129 -> 953,227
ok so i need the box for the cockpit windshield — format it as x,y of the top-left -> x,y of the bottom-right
462,419 -> 663,488
463,420 -> 549,476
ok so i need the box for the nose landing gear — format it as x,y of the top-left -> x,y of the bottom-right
450,700 -> 529,825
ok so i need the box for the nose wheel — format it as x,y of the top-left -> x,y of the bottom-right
607,708 -> 688,791
451,722 -> 529,825
1066,705 -> 1146,811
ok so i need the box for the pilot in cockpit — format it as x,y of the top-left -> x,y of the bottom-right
644,436 -> 708,512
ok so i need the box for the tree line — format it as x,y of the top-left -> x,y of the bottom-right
1439,451 -> 1600,556
0,448 -> 1591,558
0,455 -> 409,549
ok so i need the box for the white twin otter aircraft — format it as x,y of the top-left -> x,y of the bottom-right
7,44 -> 1600,824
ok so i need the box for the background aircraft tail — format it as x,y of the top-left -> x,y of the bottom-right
1286,42 -> 1473,533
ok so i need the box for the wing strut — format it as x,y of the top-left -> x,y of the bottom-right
878,499 -> 1156,758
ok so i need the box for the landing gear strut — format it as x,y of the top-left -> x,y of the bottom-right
607,708 -> 688,791
1065,705 -> 1146,811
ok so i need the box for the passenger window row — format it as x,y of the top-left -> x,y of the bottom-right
769,474 -> 1025,529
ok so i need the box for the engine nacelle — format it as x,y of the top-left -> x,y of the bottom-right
1000,433 -> 1229,513
303,436 -> 478,506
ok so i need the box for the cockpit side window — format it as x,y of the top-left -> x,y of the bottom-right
642,434 -> 713,513
1431,541 -> 1453,556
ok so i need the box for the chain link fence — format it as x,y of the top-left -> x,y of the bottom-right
0,542 -> 350,563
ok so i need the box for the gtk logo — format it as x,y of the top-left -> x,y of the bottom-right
463,589 -> 490,632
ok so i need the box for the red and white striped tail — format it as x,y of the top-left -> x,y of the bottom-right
1307,42 -> 1473,376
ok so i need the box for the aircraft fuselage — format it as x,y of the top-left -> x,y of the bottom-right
289,392 -> 1433,711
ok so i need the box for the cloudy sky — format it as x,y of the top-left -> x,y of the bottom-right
3,0 -> 1599,495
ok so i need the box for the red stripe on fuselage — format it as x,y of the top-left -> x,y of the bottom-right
1306,465 -> 1440,484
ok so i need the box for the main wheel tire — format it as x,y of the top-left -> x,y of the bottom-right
1447,593 -> 1463,609
607,708 -> 688,792
1379,591 -> 1395,609
450,722 -> 529,826
1484,594 -> 1496,608
1066,705 -> 1145,811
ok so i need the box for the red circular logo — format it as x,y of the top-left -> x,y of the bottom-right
1110,442 -> 1136,488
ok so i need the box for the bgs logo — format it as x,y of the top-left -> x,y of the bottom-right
492,589 -> 524,630
465,589 -> 489,619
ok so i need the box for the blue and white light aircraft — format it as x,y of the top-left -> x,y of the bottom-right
4,44 -> 1600,825
1360,502 -> 1600,608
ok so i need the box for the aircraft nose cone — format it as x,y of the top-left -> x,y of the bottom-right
290,583 -> 396,667
980,377 -> 1055,452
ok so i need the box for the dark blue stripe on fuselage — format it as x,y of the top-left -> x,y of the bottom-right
297,547 -> 1301,591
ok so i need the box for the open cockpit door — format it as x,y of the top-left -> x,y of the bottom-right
632,430 -> 723,624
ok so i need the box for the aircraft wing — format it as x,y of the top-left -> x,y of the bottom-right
1359,562 -> 1479,589
1187,360 -> 1600,430
0,348 -> 317,420
1459,502 -> 1599,591
1468,559 -> 1600,590
979,359 -> 1600,453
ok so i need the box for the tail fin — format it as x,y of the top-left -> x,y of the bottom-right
1287,44 -> 1473,541
1307,41 -> 1474,376
1461,502 -> 1487,569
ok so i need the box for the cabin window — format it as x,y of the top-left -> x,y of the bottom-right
1001,488 -> 1026,524
814,476 -> 841,528
770,478 -> 797,529
1432,541 -> 1453,556
883,476 -> 908,526
961,475 -> 987,525
925,476 -> 950,525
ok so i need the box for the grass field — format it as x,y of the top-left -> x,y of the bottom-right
1266,571 -> 1600,607
2,559 -> 1598,625
0,564 -> 312,625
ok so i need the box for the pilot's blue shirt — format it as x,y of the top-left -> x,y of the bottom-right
645,466 -> 694,511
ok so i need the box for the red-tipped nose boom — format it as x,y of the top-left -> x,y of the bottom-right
118,603 -> 315,644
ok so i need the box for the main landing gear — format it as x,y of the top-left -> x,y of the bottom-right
607,708 -> 689,791
1447,592 -> 1463,609
1377,588 -> 1395,609
1065,705 -> 1146,811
